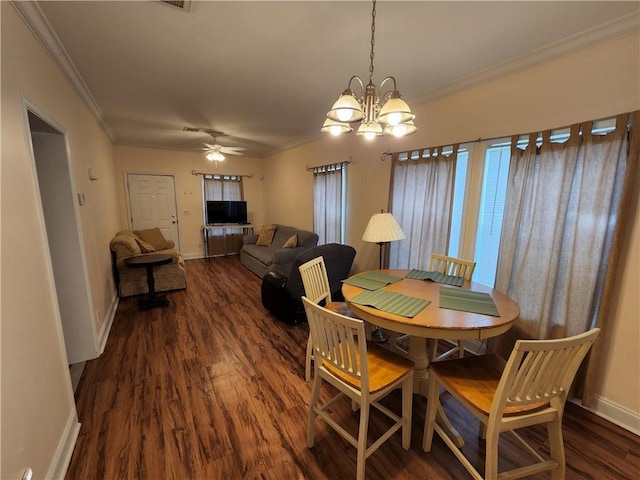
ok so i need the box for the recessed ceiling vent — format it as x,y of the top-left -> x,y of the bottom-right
158,0 -> 191,12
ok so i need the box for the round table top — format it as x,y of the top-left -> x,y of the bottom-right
124,253 -> 173,268
341,269 -> 520,340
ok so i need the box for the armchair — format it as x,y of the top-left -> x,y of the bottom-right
260,243 -> 356,324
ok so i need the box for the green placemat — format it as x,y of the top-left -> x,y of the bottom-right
350,290 -> 430,318
342,272 -> 403,290
439,287 -> 500,316
406,269 -> 464,286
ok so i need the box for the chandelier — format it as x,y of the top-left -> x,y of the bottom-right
322,0 -> 416,140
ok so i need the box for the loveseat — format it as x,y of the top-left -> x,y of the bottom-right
240,224 -> 319,278
110,228 -> 187,297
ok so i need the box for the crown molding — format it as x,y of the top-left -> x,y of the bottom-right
11,1 -> 116,142
415,12 -> 640,105
11,1 -> 638,153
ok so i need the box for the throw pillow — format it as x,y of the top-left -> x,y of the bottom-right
282,234 -> 297,248
135,238 -> 156,253
256,225 -> 276,246
134,227 -> 169,250
110,234 -> 142,258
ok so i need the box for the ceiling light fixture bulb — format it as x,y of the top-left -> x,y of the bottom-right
336,109 -> 353,122
321,118 -> 352,136
206,151 -> 225,162
386,112 -> 402,126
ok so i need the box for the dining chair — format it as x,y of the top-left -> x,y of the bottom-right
389,254 -> 476,360
299,255 -> 353,381
423,328 -> 600,480
302,296 -> 414,480
428,254 -> 477,361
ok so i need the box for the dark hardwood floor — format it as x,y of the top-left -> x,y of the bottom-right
66,257 -> 639,479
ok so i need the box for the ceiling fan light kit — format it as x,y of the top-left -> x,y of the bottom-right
205,149 -> 225,162
323,0 -> 416,140
185,127 -> 245,162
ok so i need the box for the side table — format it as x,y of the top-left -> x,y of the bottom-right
124,253 -> 173,310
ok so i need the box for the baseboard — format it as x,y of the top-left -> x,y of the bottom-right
183,252 -> 240,260
183,252 -> 205,260
97,293 -> 118,355
573,395 -> 640,436
46,409 -> 81,480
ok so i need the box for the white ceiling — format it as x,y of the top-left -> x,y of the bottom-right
25,1 -> 640,157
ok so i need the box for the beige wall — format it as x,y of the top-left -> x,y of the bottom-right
263,34 -> 640,422
1,3 -> 121,478
113,146 -> 266,258
2,4 -> 638,478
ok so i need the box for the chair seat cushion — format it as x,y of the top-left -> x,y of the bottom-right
323,342 -> 414,393
431,354 -> 549,416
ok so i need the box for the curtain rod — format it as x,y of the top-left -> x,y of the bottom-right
306,156 -> 354,171
382,112 -> 632,160
191,170 -> 253,178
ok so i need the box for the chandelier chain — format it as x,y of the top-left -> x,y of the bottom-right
369,0 -> 376,84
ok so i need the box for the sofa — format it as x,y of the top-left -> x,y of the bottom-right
110,228 -> 187,297
261,243 -> 357,324
240,224 -> 319,278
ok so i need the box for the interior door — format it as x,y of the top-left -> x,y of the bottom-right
127,173 -> 180,249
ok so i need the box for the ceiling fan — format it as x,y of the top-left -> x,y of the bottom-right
184,127 -> 245,162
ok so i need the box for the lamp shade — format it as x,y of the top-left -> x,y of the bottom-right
327,91 -> 364,123
362,212 -> 406,243
377,96 -> 414,126
384,120 -> 417,137
321,118 -> 353,136
356,121 -> 384,140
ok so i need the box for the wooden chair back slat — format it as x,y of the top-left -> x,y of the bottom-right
430,254 -> 476,280
497,330 -> 600,410
299,256 -> 332,305
304,296 -> 366,387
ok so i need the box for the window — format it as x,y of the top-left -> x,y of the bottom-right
389,147 -> 457,270
390,117 -> 622,286
473,143 -> 510,287
447,148 -> 469,258
313,162 -> 347,244
203,174 -> 243,204
202,174 -> 244,236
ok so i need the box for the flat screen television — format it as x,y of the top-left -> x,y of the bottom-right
206,200 -> 248,225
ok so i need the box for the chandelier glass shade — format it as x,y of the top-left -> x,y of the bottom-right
323,0 -> 416,140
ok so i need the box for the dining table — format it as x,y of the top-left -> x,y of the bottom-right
342,269 -> 520,447
341,269 -> 520,396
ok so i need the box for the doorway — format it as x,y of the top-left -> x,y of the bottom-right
27,109 -> 98,365
126,173 -> 180,249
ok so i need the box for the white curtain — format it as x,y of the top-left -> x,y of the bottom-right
389,147 -> 457,270
493,113 -> 637,407
313,163 -> 345,244
204,175 -> 242,201
204,175 -> 243,235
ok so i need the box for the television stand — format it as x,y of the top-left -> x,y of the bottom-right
202,224 -> 254,259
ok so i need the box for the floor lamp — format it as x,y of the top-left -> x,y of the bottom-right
362,211 -> 406,342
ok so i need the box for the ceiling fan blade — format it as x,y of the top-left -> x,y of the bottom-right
220,146 -> 245,153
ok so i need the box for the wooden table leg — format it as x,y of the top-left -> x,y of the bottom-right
138,265 -> 168,310
408,335 -> 464,447
408,336 -> 429,395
